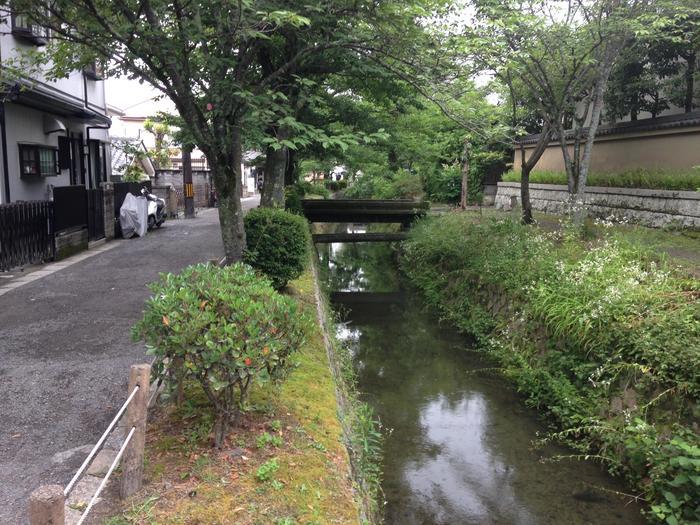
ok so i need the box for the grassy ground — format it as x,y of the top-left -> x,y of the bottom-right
438,205 -> 700,275
104,270 -> 359,525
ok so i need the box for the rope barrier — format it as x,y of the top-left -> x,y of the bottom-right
75,426 -> 136,525
64,385 -> 140,497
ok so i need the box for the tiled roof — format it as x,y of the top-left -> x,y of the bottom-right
520,110 -> 700,144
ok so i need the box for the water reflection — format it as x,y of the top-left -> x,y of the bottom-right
321,239 -> 644,525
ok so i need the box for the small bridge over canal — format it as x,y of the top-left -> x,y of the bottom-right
301,199 -> 429,243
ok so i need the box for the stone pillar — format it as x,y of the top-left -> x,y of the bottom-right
101,181 -> 115,240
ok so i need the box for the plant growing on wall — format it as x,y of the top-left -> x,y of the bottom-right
133,263 -> 307,447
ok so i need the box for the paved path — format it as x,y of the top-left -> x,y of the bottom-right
0,199 -> 257,523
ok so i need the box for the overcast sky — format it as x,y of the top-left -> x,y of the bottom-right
105,76 -> 174,116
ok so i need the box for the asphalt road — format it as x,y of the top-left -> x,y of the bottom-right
0,199 -> 258,523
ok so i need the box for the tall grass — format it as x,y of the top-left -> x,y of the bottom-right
502,168 -> 700,191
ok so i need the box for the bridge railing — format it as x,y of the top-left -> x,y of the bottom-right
300,198 -> 429,224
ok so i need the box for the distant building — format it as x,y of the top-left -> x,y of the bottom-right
0,11 -> 111,204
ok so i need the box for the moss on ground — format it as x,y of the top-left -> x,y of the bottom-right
104,270 -> 359,525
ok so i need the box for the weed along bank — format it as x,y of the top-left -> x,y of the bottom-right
398,213 -> 700,525
314,229 -> 648,524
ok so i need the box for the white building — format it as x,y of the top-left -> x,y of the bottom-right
106,77 -> 259,196
0,11 -> 111,204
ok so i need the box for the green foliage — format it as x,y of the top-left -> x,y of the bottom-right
502,168 -> 700,191
143,118 -> 173,169
324,179 -> 348,191
122,165 -> 147,183
257,432 -> 284,449
244,207 -> 311,289
401,214 -> 700,522
255,458 -> 280,482
133,263 -> 306,447
647,428 -> 700,525
345,170 -> 423,200
284,181 -> 330,215
423,164 -> 462,203
350,403 -> 384,500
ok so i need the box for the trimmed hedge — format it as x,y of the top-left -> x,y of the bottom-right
502,168 -> 700,191
244,207 -> 311,289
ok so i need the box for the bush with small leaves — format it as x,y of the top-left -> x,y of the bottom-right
133,263 -> 307,447
244,207 -> 311,289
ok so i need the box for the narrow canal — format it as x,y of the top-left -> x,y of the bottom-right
317,237 -> 645,525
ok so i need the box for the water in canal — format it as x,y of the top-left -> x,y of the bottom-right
317,238 -> 645,525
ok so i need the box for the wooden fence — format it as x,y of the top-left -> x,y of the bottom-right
0,201 -> 55,272
28,364 -> 152,525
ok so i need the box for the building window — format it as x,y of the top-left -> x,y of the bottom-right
83,61 -> 105,80
19,145 -> 59,177
11,9 -> 49,46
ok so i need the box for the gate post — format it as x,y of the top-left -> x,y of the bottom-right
28,485 -> 64,525
101,181 -> 115,240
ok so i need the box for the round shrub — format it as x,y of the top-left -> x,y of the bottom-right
133,263 -> 307,447
244,207 -> 310,289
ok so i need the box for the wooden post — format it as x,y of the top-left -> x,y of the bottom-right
182,146 -> 195,219
120,363 -> 150,499
28,484 -> 64,525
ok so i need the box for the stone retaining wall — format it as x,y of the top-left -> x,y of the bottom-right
495,182 -> 700,228
154,169 -> 213,209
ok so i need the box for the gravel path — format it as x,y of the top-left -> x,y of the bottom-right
0,200 -> 257,523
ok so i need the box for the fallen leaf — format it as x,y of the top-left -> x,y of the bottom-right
162,315 -> 170,327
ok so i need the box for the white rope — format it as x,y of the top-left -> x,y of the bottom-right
76,426 -> 136,525
64,385 -> 140,497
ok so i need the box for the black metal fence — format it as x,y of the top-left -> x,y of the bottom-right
86,188 -> 105,241
0,201 -> 55,271
53,185 -> 87,233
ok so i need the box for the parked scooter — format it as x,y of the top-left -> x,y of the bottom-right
141,188 -> 166,230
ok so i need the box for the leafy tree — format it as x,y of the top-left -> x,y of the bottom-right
468,0 -> 700,223
143,118 -> 173,169
13,0 -> 411,261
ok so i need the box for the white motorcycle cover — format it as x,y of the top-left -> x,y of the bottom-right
119,193 -> 148,238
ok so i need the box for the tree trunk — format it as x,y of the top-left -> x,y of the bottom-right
260,144 -> 287,207
575,59 -> 616,224
460,139 -> 470,210
284,147 -> 298,186
685,51 -> 696,113
520,143 -> 533,224
519,126 -> 551,225
210,129 -> 246,264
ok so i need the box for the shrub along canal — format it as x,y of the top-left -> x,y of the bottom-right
316,236 -> 645,525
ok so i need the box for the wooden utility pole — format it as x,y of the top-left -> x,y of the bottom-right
460,139 -> 471,210
182,146 -> 195,218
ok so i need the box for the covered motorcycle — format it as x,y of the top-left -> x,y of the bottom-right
119,193 -> 148,238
